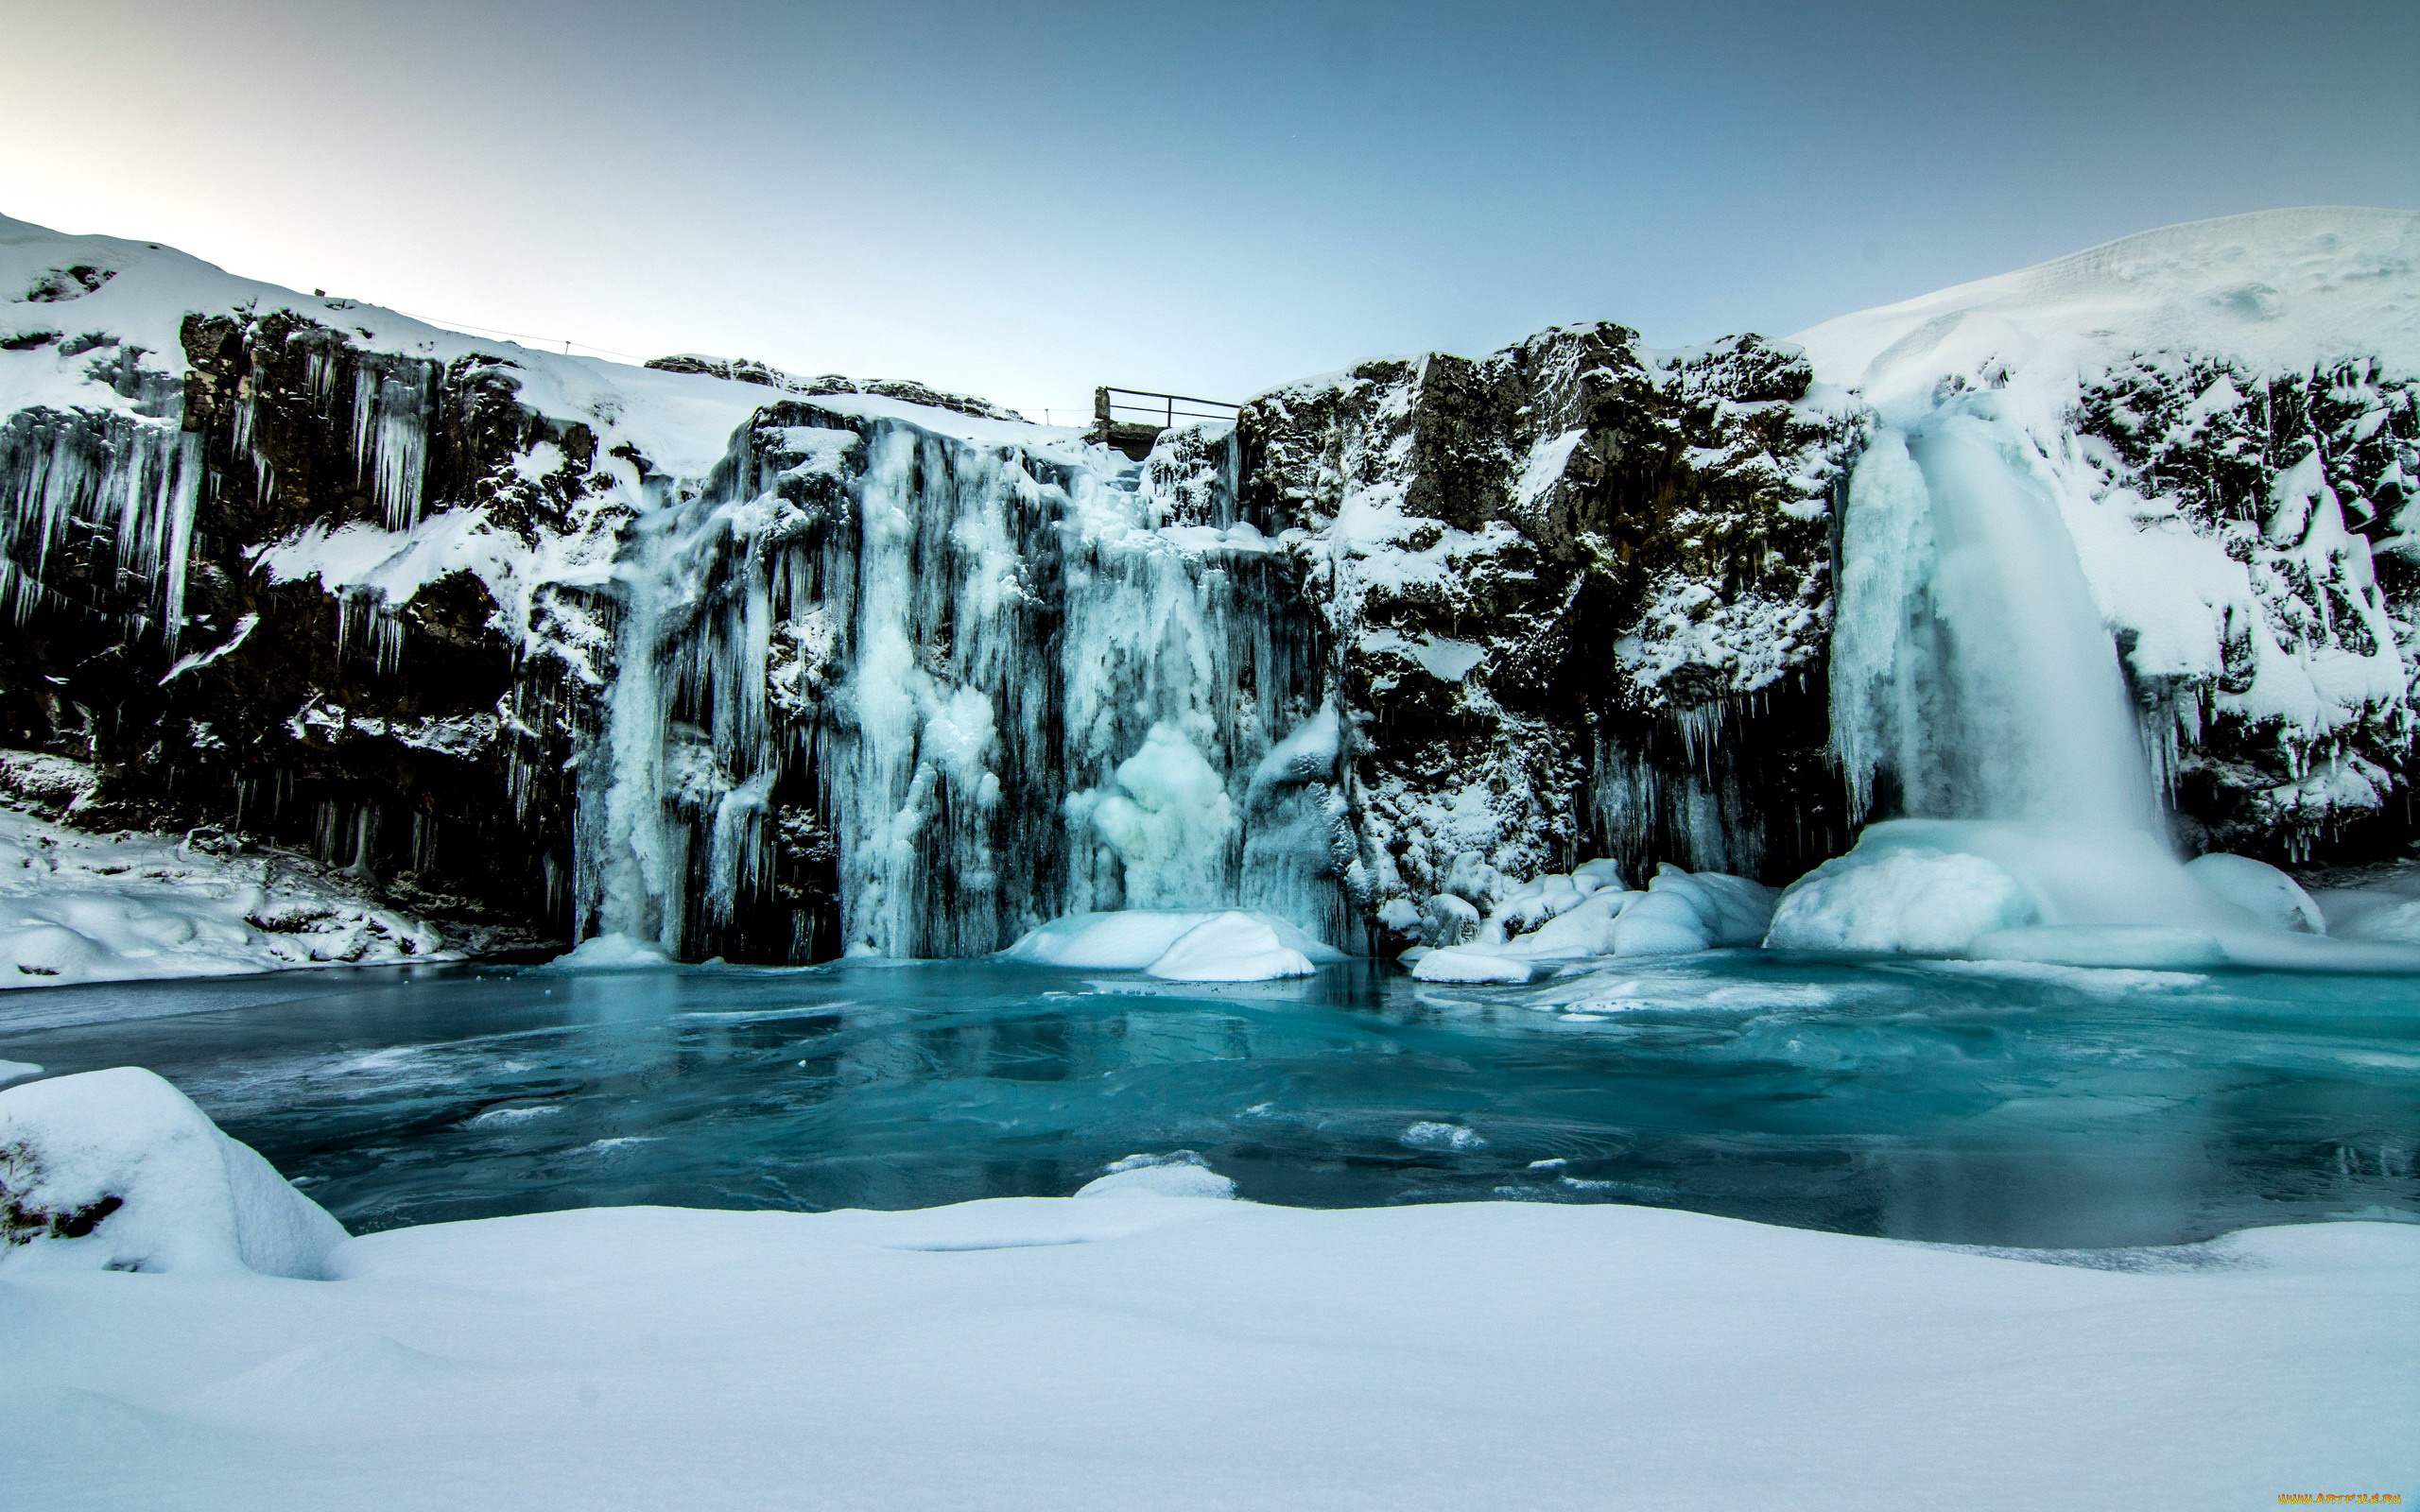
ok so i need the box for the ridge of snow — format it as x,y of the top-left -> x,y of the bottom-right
1794,207 -> 2420,409
0,213 -> 1056,469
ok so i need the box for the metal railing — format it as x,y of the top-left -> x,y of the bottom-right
1094,387 -> 1240,433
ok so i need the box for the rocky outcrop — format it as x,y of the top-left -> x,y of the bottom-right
5,209 -> 2418,964
0,303 -> 613,935
1239,325 -> 1853,938
643,353 -> 1028,423
2076,354 -> 2420,861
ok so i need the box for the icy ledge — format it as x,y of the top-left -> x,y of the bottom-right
1,1067 -> 2411,1509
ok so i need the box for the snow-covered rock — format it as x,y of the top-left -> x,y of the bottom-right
1409,947 -> 1534,983
0,1067 -> 346,1278
0,803 -> 477,987
1769,842 -> 2039,955
2182,852 -> 2325,934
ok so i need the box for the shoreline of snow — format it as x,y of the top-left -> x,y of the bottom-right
4,1186 -> 2410,1509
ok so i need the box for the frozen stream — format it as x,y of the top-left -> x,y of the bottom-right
2,954 -> 2414,1249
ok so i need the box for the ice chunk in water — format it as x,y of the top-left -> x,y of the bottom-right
1410,948 -> 1533,983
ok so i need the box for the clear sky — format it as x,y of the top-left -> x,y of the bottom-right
4,0 -> 2414,421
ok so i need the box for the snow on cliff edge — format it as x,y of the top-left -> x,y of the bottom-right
1793,206 -> 2420,408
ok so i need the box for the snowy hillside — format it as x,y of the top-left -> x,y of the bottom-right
1796,207 -> 2420,404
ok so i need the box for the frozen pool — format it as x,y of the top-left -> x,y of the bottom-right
1,950 -> 2413,1249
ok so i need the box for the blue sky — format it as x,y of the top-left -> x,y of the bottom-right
4,0 -> 2413,419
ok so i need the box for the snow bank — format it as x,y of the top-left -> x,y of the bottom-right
1142,912 -> 1316,982
1000,910 -> 1343,971
0,803 -> 467,988
0,1067 -> 345,1278
1,1157 -> 2408,1509
1796,208 -> 2420,405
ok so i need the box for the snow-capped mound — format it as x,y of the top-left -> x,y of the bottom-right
1795,207 -> 2420,406
0,1066 -> 346,1278
1143,912 -> 1318,982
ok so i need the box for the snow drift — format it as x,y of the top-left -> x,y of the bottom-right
0,1066 -> 346,1278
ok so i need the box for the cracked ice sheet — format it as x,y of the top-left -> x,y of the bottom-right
2,1194 -> 2411,1510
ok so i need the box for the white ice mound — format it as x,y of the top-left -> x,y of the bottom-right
542,934 -> 679,971
1610,865 -> 1778,956
1001,910 -> 1343,971
1074,1150 -> 1238,1200
1145,912 -> 1317,982
0,1067 -> 346,1278
1768,819 -> 2420,971
1768,844 -> 2037,954
2182,853 -> 2325,935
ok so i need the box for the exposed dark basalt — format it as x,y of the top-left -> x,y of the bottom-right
1238,324 -> 1850,931
0,309 -> 621,936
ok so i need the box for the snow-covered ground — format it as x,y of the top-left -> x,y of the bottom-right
0,791 -> 517,987
0,1069 -> 2410,1512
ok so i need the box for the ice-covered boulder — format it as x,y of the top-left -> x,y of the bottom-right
1507,888 -> 1634,955
1144,913 -> 1317,982
1420,892 -> 1483,949
0,1067 -> 346,1278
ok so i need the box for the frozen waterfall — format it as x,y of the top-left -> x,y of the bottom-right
1802,403 -> 2418,968
569,408 -> 1349,962
1831,413 -> 2163,834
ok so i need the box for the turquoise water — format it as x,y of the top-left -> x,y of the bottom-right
2,951 -> 2413,1248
